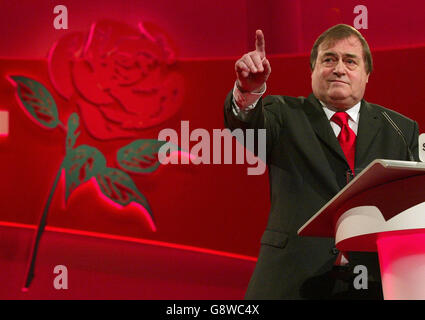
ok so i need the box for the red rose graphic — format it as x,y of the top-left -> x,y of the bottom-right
48,20 -> 184,140
9,19 -> 189,289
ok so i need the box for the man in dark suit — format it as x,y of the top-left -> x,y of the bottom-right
224,24 -> 419,299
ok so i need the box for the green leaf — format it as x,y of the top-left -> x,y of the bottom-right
117,139 -> 172,173
62,145 -> 106,202
95,167 -> 153,220
66,113 -> 80,151
9,75 -> 60,129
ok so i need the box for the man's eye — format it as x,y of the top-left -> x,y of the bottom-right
324,58 -> 333,62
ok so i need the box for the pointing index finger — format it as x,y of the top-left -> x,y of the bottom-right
255,29 -> 266,57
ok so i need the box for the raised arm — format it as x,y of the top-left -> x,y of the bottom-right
235,30 -> 271,93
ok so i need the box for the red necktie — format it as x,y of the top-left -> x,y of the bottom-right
331,112 -> 356,173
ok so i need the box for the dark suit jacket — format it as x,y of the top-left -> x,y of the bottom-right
224,92 -> 419,299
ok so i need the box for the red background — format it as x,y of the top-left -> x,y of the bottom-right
1,0 -> 425,299
2,0 -> 425,59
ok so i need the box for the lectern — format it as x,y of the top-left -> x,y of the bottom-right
298,159 -> 425,300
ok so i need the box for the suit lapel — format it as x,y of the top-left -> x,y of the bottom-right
304,94 -> 347,163
304,95 -> 383,169
301,94 -> 347,194
300,95 -> 383,193
355,100 -> 383,167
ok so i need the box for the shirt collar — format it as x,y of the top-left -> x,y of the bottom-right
319,100 -> 361,123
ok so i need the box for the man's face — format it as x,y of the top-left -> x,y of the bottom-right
311,36 -> 370,110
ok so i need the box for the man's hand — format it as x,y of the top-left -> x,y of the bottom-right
235,30 -> 271,93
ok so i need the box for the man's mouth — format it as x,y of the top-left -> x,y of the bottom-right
329,80 -> 348,84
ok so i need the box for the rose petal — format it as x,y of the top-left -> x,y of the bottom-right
72,20 -> 184,138
99,104 -> 133,125
47,32 -> 86,99
139,21 -> 178,63
77,99 -> 136,140
157,72 -> 185,119
83,20 -> 141,61
72,59 -> 114,105
106,71 -> 184,130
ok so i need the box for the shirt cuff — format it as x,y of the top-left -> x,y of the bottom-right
231,82 -> 266,119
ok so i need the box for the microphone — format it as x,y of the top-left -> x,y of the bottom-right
381,111 -> 415,161
419,134 -> 425,162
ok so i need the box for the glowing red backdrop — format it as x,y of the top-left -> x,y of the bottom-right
1,0 -> 425,299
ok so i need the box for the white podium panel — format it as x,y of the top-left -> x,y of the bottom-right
298,160 -> 425,300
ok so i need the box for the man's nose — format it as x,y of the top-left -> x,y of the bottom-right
333,59 -> 346,76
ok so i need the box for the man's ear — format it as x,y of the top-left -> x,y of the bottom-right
366,73 -> 370,83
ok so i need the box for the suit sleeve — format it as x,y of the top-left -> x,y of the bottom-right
409,120 -> 420,161
223,90 -> 284,163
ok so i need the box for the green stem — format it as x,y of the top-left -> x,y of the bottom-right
23,164 -> 64,290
